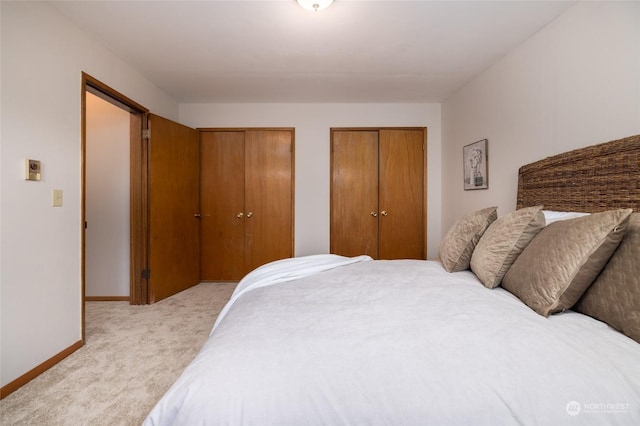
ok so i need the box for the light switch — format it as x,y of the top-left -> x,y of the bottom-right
52,189 -> 63,207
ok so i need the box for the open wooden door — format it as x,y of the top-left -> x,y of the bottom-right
147,114 -> 200,303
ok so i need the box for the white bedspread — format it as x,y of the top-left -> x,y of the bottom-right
211,254 -> 372,333
145,258 -> 640,426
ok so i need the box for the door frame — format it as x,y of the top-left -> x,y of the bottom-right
81,73 -> 149,341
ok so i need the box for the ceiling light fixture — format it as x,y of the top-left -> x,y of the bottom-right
297,0 -> 334,12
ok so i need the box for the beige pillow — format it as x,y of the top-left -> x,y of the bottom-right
502,209 -> 632,317
470,206 -> 545,288
439,207 -> 497,272
575,213 -> 640,343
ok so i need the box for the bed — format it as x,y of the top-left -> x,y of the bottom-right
145,134 -> 640,426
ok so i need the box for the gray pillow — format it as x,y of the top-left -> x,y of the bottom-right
575,213 -> 640,343
439,206 -> 497,272
470,206 -> 545,288
502,209 -> 632,317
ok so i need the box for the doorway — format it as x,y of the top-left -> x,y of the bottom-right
81,73 -> 148,341
81,73 -> 202,341
85,92 -> 131,301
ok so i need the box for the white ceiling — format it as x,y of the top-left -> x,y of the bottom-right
51,0 -> 575,103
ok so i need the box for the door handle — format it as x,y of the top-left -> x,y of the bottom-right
380,211 -> 388,216
370,211 -> 378,217
237,212 -> 244,218
246,212 -> 253,218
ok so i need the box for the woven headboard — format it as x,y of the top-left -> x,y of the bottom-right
517,134 -> 640,213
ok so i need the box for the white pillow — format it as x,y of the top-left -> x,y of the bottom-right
543,210 -> 590,226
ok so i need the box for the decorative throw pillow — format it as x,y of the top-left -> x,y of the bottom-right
502,209 -> 632,317
470,205 -> 545,288
439,206 -> 497,272
575,213 -> 640,343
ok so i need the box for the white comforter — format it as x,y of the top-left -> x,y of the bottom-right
211,254 -> 373,333
145,257 -> 640,426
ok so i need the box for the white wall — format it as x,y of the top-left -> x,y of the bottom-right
85,93 -> 130,297
0,2 -> 178,388
441,1 -> 640,233
179,103 -> 442,259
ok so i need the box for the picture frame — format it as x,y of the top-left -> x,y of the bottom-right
463,139 -> 488,190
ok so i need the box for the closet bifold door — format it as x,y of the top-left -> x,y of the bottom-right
330,130 -> 379,258
378,129 -> 425,259
200,128 -> 294,281
244,130 -> 293,273
200,131 -> 245,280
330,127 -> 426,260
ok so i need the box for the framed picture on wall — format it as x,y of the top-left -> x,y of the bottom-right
463,139 -> 488,190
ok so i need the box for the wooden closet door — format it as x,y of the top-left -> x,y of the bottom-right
330,130 -> 379,258
244,130 -> 293,273
200,131 -> 245,280
378,129 -> 425,259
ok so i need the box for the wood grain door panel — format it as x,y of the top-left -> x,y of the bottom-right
148,114 -> 200,302
200,131 -> 245,280
379,129 -> 425,259
244,130 -> 293,273
330,130 -> 379,258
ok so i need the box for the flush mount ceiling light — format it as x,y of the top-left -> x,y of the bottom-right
297,0 -> 334,12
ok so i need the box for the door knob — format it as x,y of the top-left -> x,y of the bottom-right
246,212 -> 253,218
194,213 -> 201,219
237,212 -> 244,218
370,211 -> 378,217
381,211 -> 388,216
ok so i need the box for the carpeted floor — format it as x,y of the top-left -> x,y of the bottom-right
0,282 -> 236,426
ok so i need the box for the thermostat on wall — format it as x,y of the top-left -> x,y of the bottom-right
25,159 -> 41,181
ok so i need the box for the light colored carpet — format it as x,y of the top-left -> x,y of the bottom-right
0,282 -> 236,426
